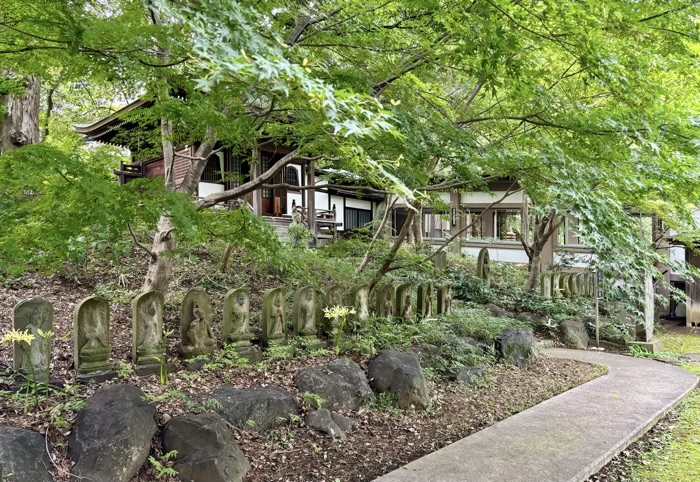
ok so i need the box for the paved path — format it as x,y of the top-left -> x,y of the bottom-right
374,349 -> 698,482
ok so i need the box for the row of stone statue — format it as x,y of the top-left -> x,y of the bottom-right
11,283 -> 452,381
539,271 -> 595,299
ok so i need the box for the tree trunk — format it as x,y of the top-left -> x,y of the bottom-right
412,206 -> 423,246
525,248 -> 543,292
142,216 -> 176,292
0,75 -> 41,153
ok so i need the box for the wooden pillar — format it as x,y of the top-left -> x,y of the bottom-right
251,145 -> 263,216
307,160 -> 316,233
450,192 -> 462,253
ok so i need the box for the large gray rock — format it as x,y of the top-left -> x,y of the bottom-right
294,358 -> 375,410
68,384 -> 156,482
0,425 -> 53,482
485,303 -> 509,318
560,319 -> 590,349
449,366 -> 484,386
496,328 -> 534,367
162,413 -> 250,482
368,351 -> 430,410
214,385 -> 299,431
305,409 -> 346,440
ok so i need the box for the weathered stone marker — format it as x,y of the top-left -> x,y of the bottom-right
417,284 -> 433,319
74,296 -> 112,379
294,286 -> 321,345
350,284 -> 370,324
540,272 -> 552,298
180,288 -> 216,359
323,285 -> 344,340
223,288 -> 255,348
434,251 -> 447,270
396,283 -> 414,323
436,285 -> 452,315
13,298 -> 52,383
262,287 -> 286,346
552,272 -> 562,298
560,273 -> 571,298
377,284 -> 396,321
476,248 -> 492,288
132,291 -> 165,369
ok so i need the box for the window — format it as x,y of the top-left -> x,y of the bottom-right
423,211 -> 450,238
463,210 -> 483,239
557,217 -> 581,246
345,207 -> 372,231
285,166 -> 300,192
201,152 -> 225,184
495,209 -> 522,241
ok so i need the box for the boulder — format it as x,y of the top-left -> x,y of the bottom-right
485,303 -> 509,318
368,351 -> 430,410
496,328 -> 534,367
449,366 -> 484,386
68,384 -> 156,482
515,312 -> 540,324
0,425 -> 53,482
162,413 -> 251,482
214,385 -> 299,431
560,319 -> 590,349
294,358 -> 375,410
330,412 -> 354,433
305,409 -> 346,440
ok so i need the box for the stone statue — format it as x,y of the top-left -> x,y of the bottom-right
294,287 -> 320,344
262,287 -> 286,346
567,273 -> 576,298
323,285 -> 344,339
396,284 -> 414,323
223,288 -> 254,347
180,288 -> 216,359
132,291 -> 165,366
540,272 -> 552,299
417,284 -> 433,319
377,284 -> 396,321
350,284 -> 370,324
436,285 -> 452,315
434,251 -> 447,271
551,272 -> 562,298
13,298 -> 52,383
476,248 -> 491,288
74,296 -> 111,375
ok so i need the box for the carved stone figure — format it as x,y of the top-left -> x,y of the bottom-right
377,284 -> 396,321
540,273 -> 552,299
567,273 -> 577,297
434,251 -> 447,271
551,272 -> 562,298
262,287 -> 286,346
132,291 -> 165,366
436,285 -> 452,315
396,284 -> 414,323
476,248 -> 491,288
13,298 -> 52,383
351,284 -> 370,324
323,285 -> 344,339
223,288 -> 254,347
294,287 -> 320,343
73,296 -> 111,375
560,273 -> 571,298
180,288 -> 216,359
417,284 -> 433,319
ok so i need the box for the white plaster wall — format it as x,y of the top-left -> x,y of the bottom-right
287,192 -> 302,213
461,246 -> 529,264
345,198 -> 372,210
315,190 -> 330,210
198,182 -> 224,197
330,195 -> 345,227
553,252 -> 596,269
438,192 -> 452,204
671,246 -> 686,274
461,191 -> 523,204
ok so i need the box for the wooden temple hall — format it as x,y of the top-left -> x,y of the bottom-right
74,100 -> 385,243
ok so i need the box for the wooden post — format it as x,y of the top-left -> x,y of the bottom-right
251,144 -> 262,216
307,160 -> 316,233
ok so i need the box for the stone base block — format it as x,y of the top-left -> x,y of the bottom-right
135,362 -> 178,377
77,371 -> 118,384
626,339 -> 663,354
234,346 -> 263,363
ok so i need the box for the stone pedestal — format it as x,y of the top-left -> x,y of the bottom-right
626,339 -> 663,354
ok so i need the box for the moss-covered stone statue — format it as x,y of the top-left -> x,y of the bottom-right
132,291 -> 165,368
540,272 -> 552,299
180,288 -> 216,359
551,272 -> 562,298
350,284 -> 370,324
13,298 -> 53,383
262,287 -> 287,346
223,288 -> 253,346
322,285 -> 344,340
436,285 -> 452,316
294,286 -> 320,344
416,284 -> 433,319
73,296 -> 111,377
376,284 -> 396,321
476,248 -> 491,288
395,283 -> 414,323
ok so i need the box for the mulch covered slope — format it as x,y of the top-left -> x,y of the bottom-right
1,272 -> 600,482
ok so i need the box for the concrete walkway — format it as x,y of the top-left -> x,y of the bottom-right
374,349 -> 698,482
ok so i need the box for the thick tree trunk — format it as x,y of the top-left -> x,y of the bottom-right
142,216 -> 176,292
0,75 -> 41,153
525,249 -> 543,292
412,206 -> 423,246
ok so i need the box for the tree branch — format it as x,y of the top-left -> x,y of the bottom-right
129,225 -> 156,261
